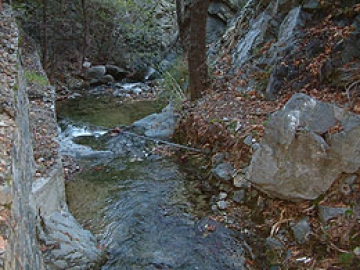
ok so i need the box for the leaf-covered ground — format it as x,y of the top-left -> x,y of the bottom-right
175,3 -> 360,269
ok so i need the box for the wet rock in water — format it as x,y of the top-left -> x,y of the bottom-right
105,64 -> 128,81
318,205 -> 351,224
132,102 -> 177,140
107,133 -> 151,159
212,163 -> 235,182
290,217 -> 312,244
100,74 -> 114,84
247,93 -> 360,201
41,212 -> 105,269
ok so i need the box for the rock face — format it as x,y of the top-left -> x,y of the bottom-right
207,1 -> 238,44
247,93 -> 360,201
0,6 -> 105,269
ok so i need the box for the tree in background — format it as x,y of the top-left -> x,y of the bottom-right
176,0 -> 209,100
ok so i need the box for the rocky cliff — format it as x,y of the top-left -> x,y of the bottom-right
0,4 -> 104,269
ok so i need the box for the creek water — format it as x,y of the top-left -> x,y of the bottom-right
57,86 -> 246,269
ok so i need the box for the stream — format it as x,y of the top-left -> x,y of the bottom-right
57,84 -> 247,269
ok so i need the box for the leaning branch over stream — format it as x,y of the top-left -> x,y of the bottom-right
119,130 -> 204,154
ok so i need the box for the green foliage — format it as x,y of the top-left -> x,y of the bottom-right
24,70 -> 48,86
13,0 -> 171,71
160,57 -> 189,102
338,252 -> 355,265
87,0 -> 166,67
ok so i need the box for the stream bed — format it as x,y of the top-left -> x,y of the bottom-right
57,86 -> 248,269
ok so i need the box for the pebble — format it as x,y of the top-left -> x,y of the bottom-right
218,192 -> 227,200
318,205 -> 351,224
217,200 -> 228,210
266,237 -> 284,250
290,217 -> 311,244
233,190 -> 246,203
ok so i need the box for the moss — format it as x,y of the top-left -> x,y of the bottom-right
3,203 -> 12,210
24,70 -> 48,86
338,253 -> 355,265
6,174 -> 12,186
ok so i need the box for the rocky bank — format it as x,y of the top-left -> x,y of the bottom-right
0,5 -> 105,269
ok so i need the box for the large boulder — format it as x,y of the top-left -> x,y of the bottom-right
246,93 -> 360,201
85,65 -> 106,80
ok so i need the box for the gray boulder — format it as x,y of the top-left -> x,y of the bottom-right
246,93 -> 360,201
105,64 -> 128,81
132,103 -> 177,140
100,74 -> 114,84
41,212 -> 105,269
85,65 -> 106,80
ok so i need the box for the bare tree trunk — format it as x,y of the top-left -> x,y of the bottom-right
81,0 -> 89,66
0,0 -> 3,13
188,0 -> 209,100
42,0 -> 48,67
176,0 -> 191,53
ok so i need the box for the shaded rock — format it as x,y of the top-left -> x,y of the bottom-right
0,186 -> 11,206
105,64 -> 128,81
344,174 -> 358,186
303,0 -> 322,10
85,65 -> 106,80
247,93 -> 360,201
266,237 -> 284,250
232,190 -> 246,204
100,74 -> 114,84
67,78 -> 84,90
318,205 -> 351,224
219,192 -> 228,200
89,78 -> 101,86
290,217 -> 311,244
234,173 -> 251,188
243,135 -> 253,146
212,163 -> 235,182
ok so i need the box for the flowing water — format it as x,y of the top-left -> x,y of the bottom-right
58,86 -> 246,269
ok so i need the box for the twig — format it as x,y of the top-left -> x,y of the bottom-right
345,79 -> 360,106
120,130 -> 204,153
319,226 -> 351,254
270,209 -> 294,237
